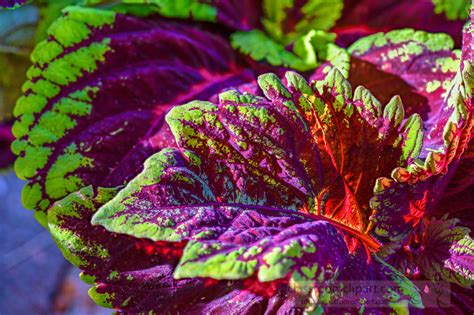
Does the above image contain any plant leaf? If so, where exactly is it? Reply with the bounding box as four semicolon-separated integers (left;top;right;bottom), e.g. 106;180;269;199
93;68;428;253
231;29;345;73
231;29;318;72
0;121;15;168
333;253;423;312
432;0;471;20
416;217;473;287
314;29;464;150
312;28;473;242
50;182;422;312
48;185;240;312
332;0;468;47
444;235;474;286
385;217;474;288
91;150;349;283
348;29;460;137
261;0;343;43
109;0;262;31
365;25;473;242
89;143;423;312
12;6;254;212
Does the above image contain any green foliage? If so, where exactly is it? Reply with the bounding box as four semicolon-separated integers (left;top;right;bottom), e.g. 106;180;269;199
432;0;470;20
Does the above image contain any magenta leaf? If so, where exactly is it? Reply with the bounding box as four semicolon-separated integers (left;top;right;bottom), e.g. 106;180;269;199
112;0;262;31
93;69;429;242
384;216;474;288
347;29;462;142
48;185;239;312
0;121;14;169
83;68;435;311
445;235;474;286
50;182;422;312
318;28;474;243
333;0;468;47
48;168;420;314
8;2;473;313
91;150;349;281
11;6;254;213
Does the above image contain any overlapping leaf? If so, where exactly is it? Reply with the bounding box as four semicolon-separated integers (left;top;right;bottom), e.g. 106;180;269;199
229;0;347;73
82;70;434;311
50;182;422;312
95;69;424;239
48;185;254;312
91;150;351;283
261;0;343;43
348;29;460;129
111;0;262;31
11;6;254;216
352;24;474;305
321;28;474;242
8;0;474;313
333;0;468;47
385;216;474;288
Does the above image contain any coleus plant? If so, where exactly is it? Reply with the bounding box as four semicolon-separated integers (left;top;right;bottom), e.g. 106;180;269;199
7;0;474;313
1;0;470;170
333;0;471;47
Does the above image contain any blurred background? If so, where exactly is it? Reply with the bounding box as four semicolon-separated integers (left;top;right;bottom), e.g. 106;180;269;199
0;171;108;314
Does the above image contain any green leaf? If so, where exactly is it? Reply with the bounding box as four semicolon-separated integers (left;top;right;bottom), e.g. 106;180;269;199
231;30;317;71
113;0;217;21
432;0;470;20
231;29;343;72
261;0;343;43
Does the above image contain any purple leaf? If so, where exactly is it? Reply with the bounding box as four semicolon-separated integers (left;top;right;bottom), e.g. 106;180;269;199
332;0;468;47
49;178;422;313
0;121;14;169
11;6;254;212
115;0;263;31
384;216;474;288
445;235;474;286
348;29;462;146
93;69;429;244
320;27;474;242
48;185;238;312
214;0;263;31
434;143;474;230
85;68;434;311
